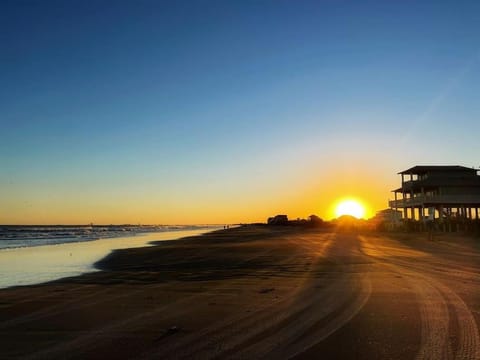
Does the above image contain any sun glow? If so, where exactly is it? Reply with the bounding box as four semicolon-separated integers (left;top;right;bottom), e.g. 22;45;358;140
334;199;366;219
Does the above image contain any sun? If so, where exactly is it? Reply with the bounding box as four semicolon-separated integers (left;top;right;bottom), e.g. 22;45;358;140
334;199;366;219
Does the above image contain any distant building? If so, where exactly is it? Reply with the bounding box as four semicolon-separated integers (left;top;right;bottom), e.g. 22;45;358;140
372;209;402;230
389;165;480;222
375;209;402;222
267;215;289;225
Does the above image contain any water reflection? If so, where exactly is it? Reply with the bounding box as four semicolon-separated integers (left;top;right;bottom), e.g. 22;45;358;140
0;229;215;289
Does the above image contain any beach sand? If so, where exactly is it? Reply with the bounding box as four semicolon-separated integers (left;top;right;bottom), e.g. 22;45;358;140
1;226;479;359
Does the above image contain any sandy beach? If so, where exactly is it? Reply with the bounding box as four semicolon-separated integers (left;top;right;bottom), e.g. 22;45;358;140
1;226;479;359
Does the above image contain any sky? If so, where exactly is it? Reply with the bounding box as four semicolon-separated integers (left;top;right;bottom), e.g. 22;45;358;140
1;0;480;225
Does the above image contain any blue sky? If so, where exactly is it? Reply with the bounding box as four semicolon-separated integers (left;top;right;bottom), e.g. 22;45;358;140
2;0;480;224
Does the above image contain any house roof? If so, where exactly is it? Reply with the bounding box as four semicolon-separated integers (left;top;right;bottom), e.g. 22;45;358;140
398;165;476;175
391;176;480;192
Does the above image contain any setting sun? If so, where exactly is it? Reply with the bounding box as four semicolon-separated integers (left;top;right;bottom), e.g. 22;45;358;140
334;199;366;219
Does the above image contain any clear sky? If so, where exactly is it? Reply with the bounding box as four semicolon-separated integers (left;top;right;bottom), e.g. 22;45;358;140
2;0;480;225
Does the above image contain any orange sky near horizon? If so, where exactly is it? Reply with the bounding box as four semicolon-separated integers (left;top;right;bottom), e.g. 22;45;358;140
2;160;397;225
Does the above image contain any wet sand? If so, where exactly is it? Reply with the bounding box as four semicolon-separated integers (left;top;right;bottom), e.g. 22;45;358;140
0;226;479;359
0;228;216;289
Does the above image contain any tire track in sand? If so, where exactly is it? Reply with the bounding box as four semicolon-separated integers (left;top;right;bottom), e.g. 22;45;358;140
433;279;480;360
230;274;371;360
409;278;452;360
359;235;480;360
139;234;335;359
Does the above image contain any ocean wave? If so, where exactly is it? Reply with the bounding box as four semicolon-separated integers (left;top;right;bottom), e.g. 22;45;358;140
0;225;217;250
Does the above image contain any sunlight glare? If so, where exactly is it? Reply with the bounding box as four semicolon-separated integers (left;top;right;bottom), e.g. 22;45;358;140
334;199;366;219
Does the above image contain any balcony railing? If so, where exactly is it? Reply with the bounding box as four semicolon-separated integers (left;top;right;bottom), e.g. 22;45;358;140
389;194;480;208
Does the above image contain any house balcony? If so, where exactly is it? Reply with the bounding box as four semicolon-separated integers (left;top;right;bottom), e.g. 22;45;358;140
389;194;480;208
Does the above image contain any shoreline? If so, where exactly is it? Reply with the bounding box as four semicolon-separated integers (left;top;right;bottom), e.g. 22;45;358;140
0;227;220;290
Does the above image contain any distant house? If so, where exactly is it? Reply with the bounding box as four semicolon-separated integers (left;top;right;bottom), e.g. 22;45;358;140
374;209;402;222
389;165;480;222
267;215;289;225
372;209;402;229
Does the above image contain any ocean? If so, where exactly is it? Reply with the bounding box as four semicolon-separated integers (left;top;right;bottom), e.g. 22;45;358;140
0;225;220;289
0;224;214;250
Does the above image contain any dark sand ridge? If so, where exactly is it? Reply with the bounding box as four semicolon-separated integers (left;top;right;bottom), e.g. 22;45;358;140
0;226;479;359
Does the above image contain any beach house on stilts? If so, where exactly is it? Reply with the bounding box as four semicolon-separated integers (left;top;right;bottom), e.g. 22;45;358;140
389;165;480;231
